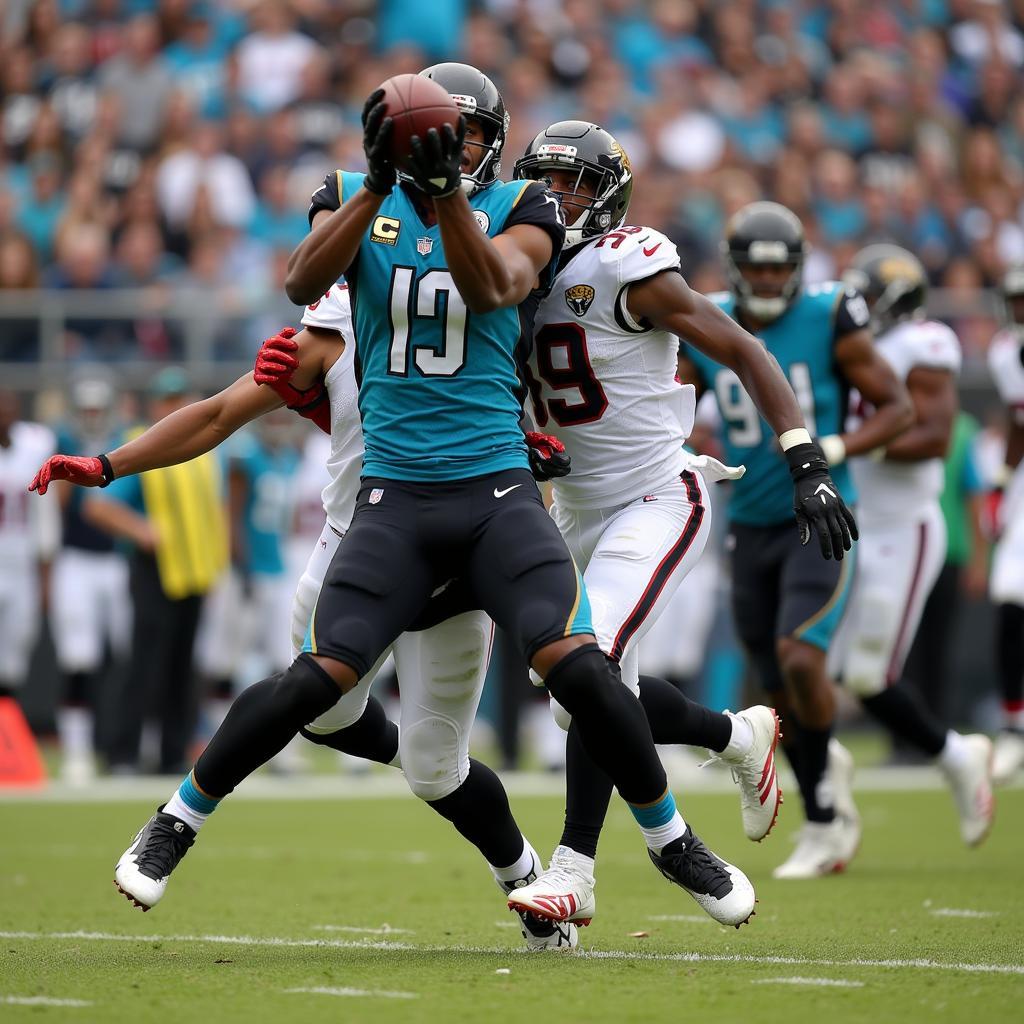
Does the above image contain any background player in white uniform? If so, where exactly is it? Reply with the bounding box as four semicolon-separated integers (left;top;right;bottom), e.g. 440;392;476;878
50;377;131;783
0;391;58;697
986;265;1024;782
500;122;855;925
835;245;993;845
32;285;576;952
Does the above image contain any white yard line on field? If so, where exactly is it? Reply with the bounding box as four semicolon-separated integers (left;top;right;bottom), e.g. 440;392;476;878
1;930;1022;976
2;996;93;1007
752;977;865;988
929;908;1000;919
284;986;418;1000
312;925;415;935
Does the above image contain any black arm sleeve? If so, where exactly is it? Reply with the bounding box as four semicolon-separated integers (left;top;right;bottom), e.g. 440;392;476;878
308;171;341;227
503;182;567;292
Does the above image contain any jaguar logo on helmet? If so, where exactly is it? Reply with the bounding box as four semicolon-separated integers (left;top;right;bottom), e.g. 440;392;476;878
565;283;596;317
610;139;631;173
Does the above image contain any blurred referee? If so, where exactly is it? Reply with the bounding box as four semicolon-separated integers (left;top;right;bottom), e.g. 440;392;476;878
84;368;227;774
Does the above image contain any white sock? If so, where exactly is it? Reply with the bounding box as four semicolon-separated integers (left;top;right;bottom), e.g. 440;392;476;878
57;706;93;759
490;836;540;892
938;730;970;771
642;812;687;855
722;712;754;760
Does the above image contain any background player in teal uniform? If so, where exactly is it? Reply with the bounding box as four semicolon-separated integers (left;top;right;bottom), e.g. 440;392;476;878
682;201;913;880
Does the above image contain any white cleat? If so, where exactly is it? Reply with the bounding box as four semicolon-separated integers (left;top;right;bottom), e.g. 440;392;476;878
992;730;1024;785
114;805;196;911
941;734;995;847
772;816;861;879
711;706;783;842
498;850;579;950
647;826;757;927
506;845;595;926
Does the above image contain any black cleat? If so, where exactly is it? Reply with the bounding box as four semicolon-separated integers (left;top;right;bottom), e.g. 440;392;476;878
114;804;196;911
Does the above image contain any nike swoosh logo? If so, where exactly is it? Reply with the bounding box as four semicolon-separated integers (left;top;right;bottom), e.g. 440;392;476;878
493;484;522;498
643;243;662;257
814;482;836;503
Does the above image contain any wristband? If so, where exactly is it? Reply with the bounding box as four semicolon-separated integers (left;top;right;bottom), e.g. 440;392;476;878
779;428;812;451
819;434;847;466
993;463;1014;489
97;453;115;487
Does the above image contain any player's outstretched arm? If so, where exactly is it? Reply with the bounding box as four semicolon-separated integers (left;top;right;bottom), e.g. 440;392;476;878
882;366;957;462
628;270;805;436
631;270;857;559
833;328;915;459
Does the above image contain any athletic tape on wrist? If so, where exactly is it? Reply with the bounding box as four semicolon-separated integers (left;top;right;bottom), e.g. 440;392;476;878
778;428;812;451
97;453;114;487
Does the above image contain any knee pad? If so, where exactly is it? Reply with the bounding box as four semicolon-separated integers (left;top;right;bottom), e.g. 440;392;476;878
842;642;888;698
399;712;468;802
270;653;343;725
544;643;620;717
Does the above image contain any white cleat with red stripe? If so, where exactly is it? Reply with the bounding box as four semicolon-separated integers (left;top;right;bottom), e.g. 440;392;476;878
709;706;783;842
941;733;995;847
506;845;595;926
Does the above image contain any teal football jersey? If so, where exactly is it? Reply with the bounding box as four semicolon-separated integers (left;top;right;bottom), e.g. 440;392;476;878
686;283;859;526
318;173;563;481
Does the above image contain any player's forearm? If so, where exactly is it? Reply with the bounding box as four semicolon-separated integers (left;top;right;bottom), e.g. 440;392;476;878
840;397;915;458
882;421;950;462
286;191;382;305
1005;415;1024;471
433;192;516;313
82;497;152;548
108;399;235;478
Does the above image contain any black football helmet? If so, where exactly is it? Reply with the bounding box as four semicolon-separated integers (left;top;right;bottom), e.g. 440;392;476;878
722;201;807;322
513;120;633;248
1000;264;1024;327
843;243;927;334
417;62;508;194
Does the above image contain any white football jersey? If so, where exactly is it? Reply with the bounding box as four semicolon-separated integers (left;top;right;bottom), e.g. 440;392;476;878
300;284;363;533
988;326;1024;513
851;318;961;523
528;226;695;510
0;421;58;568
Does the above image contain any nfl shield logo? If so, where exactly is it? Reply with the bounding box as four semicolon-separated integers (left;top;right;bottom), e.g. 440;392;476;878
369;488;384;505
416;237;434;255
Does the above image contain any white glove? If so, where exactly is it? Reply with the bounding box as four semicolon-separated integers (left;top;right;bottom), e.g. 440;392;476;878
687;453;746;483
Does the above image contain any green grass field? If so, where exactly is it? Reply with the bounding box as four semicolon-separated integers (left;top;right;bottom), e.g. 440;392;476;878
1;780;1022;1023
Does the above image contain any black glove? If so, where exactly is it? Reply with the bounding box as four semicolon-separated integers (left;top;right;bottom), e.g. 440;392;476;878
785;441;858;560
525;431;571;481
407;117;467;198
361;89;395;196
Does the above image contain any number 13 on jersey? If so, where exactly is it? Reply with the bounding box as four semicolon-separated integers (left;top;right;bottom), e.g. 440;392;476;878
387;267;467;377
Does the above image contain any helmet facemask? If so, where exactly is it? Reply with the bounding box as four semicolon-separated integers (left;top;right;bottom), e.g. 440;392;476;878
515;145;631;248
725;241;804;323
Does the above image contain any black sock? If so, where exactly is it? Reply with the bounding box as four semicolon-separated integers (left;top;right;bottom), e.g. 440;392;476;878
65;670;94;707
638;674;733;751
195;655;340;797
795;723;834;823
299;696;398;764
861;686;946;758
544;645;666;805
558;722;613;859
997;603;1024;708
428;759;524;869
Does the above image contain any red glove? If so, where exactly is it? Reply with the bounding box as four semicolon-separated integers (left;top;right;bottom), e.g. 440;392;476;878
254;327;331;434
29;454;110;495
981;487;1005;541
525;431;571;481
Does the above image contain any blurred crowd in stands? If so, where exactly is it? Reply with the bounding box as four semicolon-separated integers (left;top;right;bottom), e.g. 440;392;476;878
1;0;1024;364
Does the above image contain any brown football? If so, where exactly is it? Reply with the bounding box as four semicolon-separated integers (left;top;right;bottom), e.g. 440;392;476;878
377;73;461;170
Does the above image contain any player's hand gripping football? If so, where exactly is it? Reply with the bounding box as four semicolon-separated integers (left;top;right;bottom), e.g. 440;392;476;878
254;327;331;434
407;116;467;198
29;454;110;495
785;440;858;560
361;88;396;196
525;431;571;481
